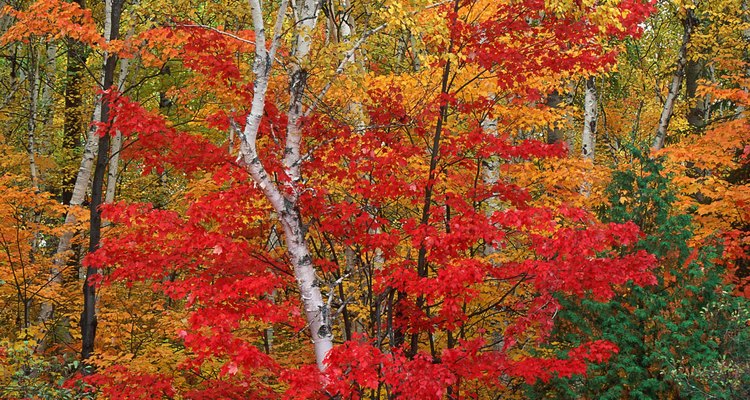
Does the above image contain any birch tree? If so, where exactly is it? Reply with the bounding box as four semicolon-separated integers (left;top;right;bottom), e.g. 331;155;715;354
581;76;598;196
652;7;696;151
236;0;333;371
582;76;597;162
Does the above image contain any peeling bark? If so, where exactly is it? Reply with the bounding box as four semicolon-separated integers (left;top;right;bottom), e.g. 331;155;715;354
652;9;695;151
582;76;597;161
238;0;333;372
105;57;131;204
581;76;598;196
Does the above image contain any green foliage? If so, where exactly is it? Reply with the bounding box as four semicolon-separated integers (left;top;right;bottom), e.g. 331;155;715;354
0;339;95;400
528;148;750;399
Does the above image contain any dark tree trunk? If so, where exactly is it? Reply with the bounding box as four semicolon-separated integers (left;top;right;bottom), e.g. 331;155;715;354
81;0;123;362
62;0;87;206
685;59;705;130
546;90;564;144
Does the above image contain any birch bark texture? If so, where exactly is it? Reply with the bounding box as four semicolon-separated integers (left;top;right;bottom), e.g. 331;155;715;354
652;9;695;151
105;57;131;204
580;76;598;196
26;42;40;191
237;0;333;371
39;0;93;326
582;76;597;161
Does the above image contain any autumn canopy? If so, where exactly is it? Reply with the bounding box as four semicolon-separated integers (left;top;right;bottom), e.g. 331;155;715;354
0;0;747;398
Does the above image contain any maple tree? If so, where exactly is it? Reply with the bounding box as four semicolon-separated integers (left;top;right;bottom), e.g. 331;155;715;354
78;0;659;397
530;150;750;399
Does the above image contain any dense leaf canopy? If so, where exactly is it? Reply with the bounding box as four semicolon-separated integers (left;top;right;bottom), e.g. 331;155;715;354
0;0;747;398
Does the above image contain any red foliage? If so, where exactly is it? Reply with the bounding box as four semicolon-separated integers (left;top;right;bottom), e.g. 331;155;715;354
95;90;233;175
74;366;175;400
81;0;657;397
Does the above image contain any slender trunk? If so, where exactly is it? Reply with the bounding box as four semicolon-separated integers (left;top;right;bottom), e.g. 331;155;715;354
411;56;451;357
39;114;100;327
81;0;123;362
62;16;87;205
105;57;130;204
104;131;120;204
24;40;60;338
546;90;564;145
652;9;695;151
685;59;705;129
27;42;40;191
324;0;352;44
239;0;334;371
739;1;749;117
53;118;99;262
581;76;598;196
581;76;597;161
409;0;459;358
39;42;57;129
40;0;92;327
0;0;12;33
480;111;501;232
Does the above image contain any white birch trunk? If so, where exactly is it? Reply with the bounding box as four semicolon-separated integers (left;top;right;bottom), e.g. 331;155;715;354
105;57;131;204
580;76;597;197
581;76;597;161
281;0;334;371
239;0;333;372
40;42;57;130
105;130;121;204
481;115;500;211
481;114;501;259
38;106;100;323
283;0;320;184
27;43;41;191
38;2;116;322
652;10;694;151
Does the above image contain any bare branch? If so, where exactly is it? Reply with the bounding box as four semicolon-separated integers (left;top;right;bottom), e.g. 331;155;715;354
176;23;256;45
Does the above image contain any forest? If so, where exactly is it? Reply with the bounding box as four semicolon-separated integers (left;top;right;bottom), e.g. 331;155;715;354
0;0;748;398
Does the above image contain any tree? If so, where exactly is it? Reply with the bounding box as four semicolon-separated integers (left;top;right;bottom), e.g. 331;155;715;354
665;79;750;296
75;0;660;397
652;4;697;151
14;0;750;398
529;149;750;399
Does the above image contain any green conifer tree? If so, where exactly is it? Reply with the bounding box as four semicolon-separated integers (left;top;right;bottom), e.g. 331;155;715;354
529;149;750;399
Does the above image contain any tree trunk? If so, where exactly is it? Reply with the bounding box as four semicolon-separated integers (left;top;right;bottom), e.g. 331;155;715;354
39;0;93;328
105;57;130;204
581;76;597;161
739;1;749;117
39;112;100;328
581;76;598;196
81;0;123;362
62;7;87;205
685;59;705;130
546;90;564;145
411;49;452;358
39;41;57;130
652;9;695;151
239;0;334;371
281;0;333;370
27;42;41;192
